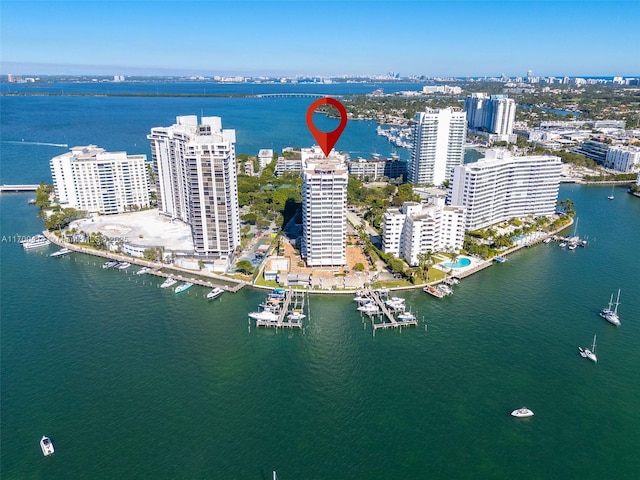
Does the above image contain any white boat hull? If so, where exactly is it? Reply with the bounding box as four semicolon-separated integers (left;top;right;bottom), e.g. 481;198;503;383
40;436;54;456
511;408;534;418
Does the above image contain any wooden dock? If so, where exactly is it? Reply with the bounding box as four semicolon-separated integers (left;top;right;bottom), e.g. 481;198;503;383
254;289;306;329
361;288;418;332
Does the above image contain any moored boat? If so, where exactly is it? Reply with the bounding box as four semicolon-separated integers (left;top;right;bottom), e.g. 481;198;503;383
423;285;444;298
40;435;54;456
206;287;225;300
116;262;131;269
511;408;534;418
160;277;178;288
599;289;621;326
583;335;597;363
50;247;72;257
287;311;306;321
102;259;119;269
174;282;193;293
135;267;150;275
22;234;50;250
248;309;279;322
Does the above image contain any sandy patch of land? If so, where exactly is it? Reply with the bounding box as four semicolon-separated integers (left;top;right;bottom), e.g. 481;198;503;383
71;209;194;251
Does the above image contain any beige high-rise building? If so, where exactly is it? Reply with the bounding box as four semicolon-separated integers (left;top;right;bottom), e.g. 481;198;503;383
148;116;239;263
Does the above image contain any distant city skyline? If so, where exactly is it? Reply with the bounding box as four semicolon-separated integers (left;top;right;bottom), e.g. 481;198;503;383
1;1;638;78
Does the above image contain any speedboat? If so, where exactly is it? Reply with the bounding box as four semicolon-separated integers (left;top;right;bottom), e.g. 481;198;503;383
385;298;406;311
543;237;553;244
357;302;380;315
559;242;568;248
397;311;416;322
22;234;51;249
374;288;390;295
135;267;150;275
174;282;193;293
160;277;178;288
568;243;577;251
117;262;131;269
248;309;279;321
50;247;72;257
511;408;534;418
287;311;306;321
206;287;225;300
353;294;371;304
102;260;119;269
437;284;453;296
423;285;444;298
40;436;54;456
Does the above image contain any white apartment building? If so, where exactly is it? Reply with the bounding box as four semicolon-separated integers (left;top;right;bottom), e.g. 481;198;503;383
464;93;516;136
148;116;240;262
408;108;467;186
258;149;274;170
449;150;562;230
383;199;466;267
604;146;640;172
50;145;149;215
301;154;348;267
274;156;303;177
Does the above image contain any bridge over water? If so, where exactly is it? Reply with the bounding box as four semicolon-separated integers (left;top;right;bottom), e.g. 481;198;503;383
0;184;40;192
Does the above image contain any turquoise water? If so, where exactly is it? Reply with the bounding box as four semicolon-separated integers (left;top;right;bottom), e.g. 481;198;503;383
2;88;640;479
442;257;472;269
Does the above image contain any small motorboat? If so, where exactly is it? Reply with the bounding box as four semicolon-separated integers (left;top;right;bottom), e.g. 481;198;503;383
174;282;193;294
511;408;534;418
207;287;225;300
40;436;54;456
578;347;587;358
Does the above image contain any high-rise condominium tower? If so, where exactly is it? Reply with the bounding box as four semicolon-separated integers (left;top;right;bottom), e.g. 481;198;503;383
464;93;516;136
408;107;467;186
301;153;348;267
148;116;240;262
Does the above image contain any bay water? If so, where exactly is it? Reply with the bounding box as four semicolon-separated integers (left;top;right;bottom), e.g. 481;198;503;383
1;85;639;479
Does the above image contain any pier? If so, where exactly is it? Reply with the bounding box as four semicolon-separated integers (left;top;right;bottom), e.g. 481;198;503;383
360;288;418;332
0;184;40;192
254;289;306;329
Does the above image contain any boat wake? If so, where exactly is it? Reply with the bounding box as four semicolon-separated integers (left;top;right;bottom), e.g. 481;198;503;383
2;140;68;147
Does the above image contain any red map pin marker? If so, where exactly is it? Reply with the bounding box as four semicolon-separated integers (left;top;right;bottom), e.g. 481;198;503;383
305;97;348;157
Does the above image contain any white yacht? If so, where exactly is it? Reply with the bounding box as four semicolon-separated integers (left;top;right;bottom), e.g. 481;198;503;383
174;282;193;293
116;262;131;269
40;435;54;456
50;247;72;257
102;259;119;269
206;287;225;300
353;293;371;304
385;297;406;311
135;267;150;275
248;309;279;322
599;289;621;326
22;234;50;250
511;408;534;418
160;277;178;288
584;335;598;363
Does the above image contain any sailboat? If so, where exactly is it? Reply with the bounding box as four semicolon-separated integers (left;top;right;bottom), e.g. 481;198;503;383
584;335;597;363
599;289;621;326
607;185;615;200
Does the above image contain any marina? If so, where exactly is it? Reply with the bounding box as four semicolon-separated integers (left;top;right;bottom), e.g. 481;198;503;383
250;288;308;329
354;288;419;332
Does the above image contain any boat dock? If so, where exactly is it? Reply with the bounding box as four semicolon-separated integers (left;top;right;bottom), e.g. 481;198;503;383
360;288;418;332
254;289;306;329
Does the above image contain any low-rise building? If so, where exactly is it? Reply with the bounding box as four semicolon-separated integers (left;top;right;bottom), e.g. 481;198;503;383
604;146;640;172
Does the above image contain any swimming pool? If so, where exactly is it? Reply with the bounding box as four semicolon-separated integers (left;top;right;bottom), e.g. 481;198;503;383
441;257;472;269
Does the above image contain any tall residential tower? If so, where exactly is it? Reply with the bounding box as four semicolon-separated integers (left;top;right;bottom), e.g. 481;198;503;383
408;107;466;186
301;152;348;267
148;116;240;263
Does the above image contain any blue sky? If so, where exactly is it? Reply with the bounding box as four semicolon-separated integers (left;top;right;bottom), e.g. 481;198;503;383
1;1;638;77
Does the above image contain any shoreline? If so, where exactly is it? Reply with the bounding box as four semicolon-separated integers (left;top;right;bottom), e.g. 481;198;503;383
43;216;575;295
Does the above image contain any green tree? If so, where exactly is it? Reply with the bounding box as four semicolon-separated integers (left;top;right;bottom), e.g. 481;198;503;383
236;260;254;274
